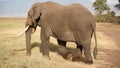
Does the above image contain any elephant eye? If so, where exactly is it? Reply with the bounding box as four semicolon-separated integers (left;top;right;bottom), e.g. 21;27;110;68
28;13;30;16
28;14;32;19
28;13;32;17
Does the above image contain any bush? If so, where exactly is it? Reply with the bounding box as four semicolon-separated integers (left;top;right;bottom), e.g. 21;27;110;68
95;13;120;24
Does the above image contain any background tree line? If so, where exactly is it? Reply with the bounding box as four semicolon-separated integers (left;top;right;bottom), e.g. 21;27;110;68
93;0;120;24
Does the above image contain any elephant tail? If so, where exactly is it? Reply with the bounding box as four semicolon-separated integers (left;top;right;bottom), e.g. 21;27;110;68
92;25;98;59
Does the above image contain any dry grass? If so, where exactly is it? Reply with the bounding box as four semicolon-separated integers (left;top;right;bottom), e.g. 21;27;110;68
0;18;119;68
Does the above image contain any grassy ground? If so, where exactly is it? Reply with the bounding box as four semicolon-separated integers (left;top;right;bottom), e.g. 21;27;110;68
0;18;119;68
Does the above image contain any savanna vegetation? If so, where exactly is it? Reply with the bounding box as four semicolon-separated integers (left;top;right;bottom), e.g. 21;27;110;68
93;0;120;24
0;17;119;68
0;0;120;68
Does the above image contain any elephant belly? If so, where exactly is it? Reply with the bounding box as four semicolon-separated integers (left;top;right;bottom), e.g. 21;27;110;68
52;30;75;42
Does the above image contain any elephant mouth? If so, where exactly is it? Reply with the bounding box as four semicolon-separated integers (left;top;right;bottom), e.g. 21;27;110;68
31;23;37;34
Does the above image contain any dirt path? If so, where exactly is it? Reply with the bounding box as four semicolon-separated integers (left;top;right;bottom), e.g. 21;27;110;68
97;24;120;67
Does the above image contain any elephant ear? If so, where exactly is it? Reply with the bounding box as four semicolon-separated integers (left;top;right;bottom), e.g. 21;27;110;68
28;8;34;16
34;3;43;20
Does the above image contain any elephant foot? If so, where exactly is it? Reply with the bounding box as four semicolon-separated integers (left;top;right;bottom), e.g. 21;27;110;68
72;56;83;62
60;51;72;61
58;46;73;60
27;51;31;56
72;49;82;62
42;50;50;59
64;52;83;62
43;55;51;60
65;52;73;61
83;58;93;64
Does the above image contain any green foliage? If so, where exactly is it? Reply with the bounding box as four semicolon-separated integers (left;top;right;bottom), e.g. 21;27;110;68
93;0;110;14
115;4;120;10
114;0;120;10
93;0;120;24
95;11;120;24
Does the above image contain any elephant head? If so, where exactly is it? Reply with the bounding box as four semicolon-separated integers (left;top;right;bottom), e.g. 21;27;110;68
26;3;43;32
12;3;42;38
13;3;43;37
25;3;45;56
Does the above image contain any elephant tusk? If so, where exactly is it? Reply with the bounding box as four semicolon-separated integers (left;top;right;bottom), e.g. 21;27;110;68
12;25;29;38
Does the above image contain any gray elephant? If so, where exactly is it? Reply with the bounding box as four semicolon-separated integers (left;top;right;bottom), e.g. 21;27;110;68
16;1;97;64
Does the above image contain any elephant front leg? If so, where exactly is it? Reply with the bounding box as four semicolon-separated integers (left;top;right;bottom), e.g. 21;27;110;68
40;29;50;59
77;44;83;55
71;44;83;62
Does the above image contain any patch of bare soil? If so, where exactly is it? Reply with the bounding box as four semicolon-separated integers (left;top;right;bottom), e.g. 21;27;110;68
97;23;120;68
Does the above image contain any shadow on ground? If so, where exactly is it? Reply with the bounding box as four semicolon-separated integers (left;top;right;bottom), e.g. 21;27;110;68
31;42;81;61
13;42;82;62
13;42;63;52
31;42;75;54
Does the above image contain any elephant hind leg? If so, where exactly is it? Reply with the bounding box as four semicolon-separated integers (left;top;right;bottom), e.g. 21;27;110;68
77;44;83;54
83;42;93;64
72;48;83;62
69;44;83;62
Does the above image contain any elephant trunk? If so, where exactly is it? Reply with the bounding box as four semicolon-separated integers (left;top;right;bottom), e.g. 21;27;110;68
25;26;32;56
32;26;37;34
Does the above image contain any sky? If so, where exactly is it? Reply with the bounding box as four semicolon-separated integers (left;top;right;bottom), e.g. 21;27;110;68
0;0;119;17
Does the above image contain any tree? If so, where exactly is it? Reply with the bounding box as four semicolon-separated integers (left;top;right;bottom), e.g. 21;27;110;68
93;0;110;15
115;0;120;10
111;11;115;17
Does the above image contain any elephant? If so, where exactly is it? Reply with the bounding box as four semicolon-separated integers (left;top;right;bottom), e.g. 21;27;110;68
16;1;97;64
58;46;83;62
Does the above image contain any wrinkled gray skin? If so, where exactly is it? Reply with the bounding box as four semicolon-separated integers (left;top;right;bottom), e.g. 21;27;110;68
25;1;97;64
